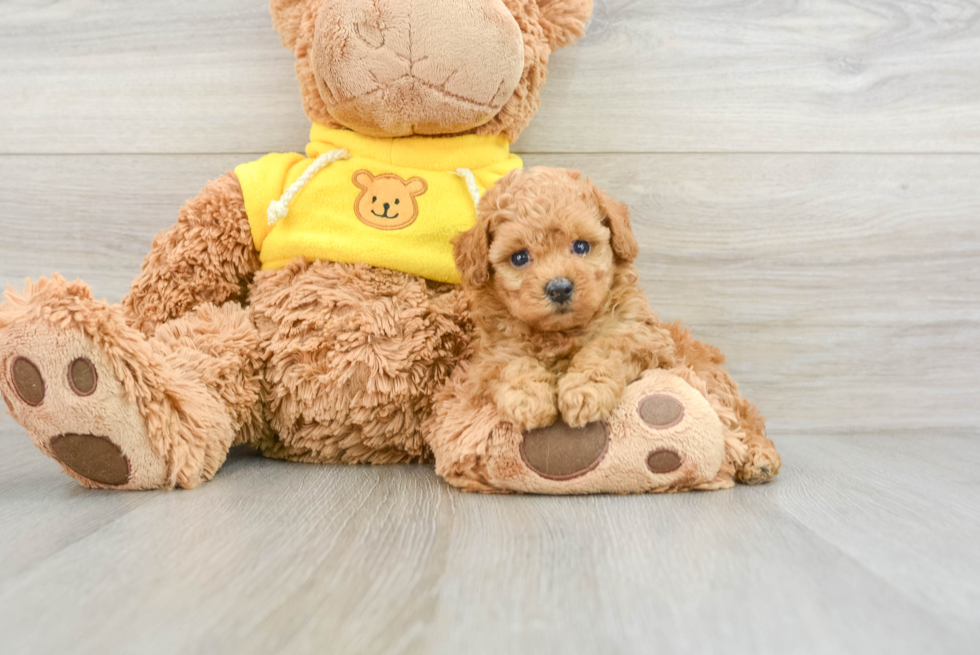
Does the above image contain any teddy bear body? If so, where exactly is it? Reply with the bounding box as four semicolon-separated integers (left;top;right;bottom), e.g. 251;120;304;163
0;0;781;492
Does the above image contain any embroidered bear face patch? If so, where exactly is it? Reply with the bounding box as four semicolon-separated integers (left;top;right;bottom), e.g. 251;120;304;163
352;170;428;230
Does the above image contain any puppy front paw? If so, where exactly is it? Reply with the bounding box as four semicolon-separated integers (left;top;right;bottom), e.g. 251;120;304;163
496;384;558;432
558;372;621;428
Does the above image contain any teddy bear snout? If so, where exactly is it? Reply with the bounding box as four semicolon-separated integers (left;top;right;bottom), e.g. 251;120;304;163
312;0;525;137
353;16;384;49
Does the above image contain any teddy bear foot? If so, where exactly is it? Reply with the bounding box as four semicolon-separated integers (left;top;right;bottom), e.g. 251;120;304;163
0;276;247;490
482;369;730;494
0;318;168;490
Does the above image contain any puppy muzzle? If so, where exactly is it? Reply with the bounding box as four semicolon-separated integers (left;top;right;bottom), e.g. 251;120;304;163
545;278;575;308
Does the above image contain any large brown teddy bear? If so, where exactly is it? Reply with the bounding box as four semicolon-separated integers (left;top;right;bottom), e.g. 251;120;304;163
0;0;780;493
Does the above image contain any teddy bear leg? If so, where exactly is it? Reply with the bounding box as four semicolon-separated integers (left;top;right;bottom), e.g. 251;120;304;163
664;322;781;485
248;260;470;465
429;367;731;494
427;366;504;493
665;366;781;486
0;276;266;490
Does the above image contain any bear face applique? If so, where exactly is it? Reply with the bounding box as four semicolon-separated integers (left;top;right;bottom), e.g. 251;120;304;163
353;170;428;230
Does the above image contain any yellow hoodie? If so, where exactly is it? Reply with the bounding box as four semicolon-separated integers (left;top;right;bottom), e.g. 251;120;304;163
235;124;523;284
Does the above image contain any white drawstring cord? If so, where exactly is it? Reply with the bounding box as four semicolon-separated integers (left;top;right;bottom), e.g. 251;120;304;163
267;148;350;225
454;168;482;209
267;153;482;226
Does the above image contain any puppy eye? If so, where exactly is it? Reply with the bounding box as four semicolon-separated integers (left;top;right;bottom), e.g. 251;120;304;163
395;199;400;205
572;240;591;256
372;196;377;203
510;250;531;267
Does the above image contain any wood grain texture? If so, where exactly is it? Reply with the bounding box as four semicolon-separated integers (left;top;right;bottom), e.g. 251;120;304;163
2;0;980;154
1;153;977;436
0;430;976;655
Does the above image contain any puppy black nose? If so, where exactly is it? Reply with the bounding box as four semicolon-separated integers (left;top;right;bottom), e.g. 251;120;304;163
545;278;574;304
383;202;390;212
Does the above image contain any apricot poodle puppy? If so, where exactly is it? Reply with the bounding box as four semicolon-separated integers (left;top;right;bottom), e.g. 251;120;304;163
453;166;678;432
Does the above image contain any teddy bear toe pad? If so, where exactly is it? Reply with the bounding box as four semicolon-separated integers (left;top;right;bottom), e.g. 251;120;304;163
10;356;46;406
484;369;728;494
638;394;685;429
646;449;683;474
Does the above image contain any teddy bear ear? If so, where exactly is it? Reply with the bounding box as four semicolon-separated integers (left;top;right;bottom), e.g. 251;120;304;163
406;178;429;197
536;0;594;51
270;0;309;51
353;170;374;189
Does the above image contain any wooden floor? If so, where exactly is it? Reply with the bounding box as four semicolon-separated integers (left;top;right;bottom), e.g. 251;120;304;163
0;432;978;654
1;0;978;652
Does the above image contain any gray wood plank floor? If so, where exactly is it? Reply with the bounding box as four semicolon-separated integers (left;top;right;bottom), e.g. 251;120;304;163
0;430;977;655
3;0;980;154
1;0;978;652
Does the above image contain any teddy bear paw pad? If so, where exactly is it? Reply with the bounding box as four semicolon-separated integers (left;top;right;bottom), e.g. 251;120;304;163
520;420;610;480
49;433;130;486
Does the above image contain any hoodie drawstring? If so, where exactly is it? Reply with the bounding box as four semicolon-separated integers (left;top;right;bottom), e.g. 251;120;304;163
267;151;483;226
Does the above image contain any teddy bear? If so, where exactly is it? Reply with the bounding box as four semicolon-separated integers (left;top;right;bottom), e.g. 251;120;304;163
0;0;593;490
0;0;781;493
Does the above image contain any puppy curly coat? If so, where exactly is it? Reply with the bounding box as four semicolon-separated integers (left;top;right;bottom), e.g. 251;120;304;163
452;167;780;485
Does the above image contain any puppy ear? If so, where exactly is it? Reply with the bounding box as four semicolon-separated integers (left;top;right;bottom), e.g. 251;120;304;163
596;188;639;264
536;0;594;51
453;221;492;289
454;167;523;287
270;0;309;51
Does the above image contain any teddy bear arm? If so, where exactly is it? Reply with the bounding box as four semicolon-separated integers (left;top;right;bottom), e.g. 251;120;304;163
122;172;261;335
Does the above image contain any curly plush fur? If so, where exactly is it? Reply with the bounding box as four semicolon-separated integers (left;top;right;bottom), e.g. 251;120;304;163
0;0;779;492
453;167;675;430
0;0;599;491
441;168;781;489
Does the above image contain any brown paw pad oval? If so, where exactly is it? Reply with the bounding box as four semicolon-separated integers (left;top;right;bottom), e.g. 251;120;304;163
50;434;130;486
68;358;98;396
638;394;685;429
10;357;45;406
647;449;683;474
520;420;609;481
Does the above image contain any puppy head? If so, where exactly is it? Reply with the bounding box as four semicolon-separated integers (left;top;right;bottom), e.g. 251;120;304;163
454;167;638;332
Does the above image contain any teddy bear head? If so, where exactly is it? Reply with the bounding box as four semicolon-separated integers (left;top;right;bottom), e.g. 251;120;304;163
270;0;593;141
